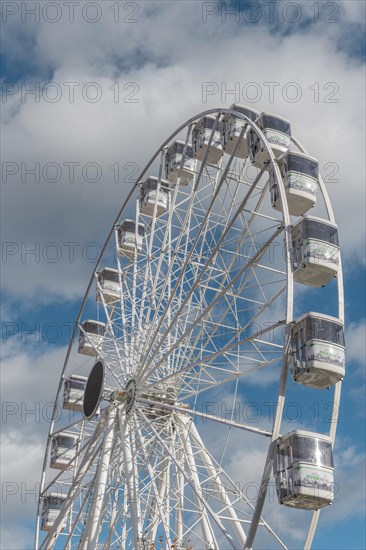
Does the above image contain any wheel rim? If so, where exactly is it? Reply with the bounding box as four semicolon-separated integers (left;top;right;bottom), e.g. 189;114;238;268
36;109;342;550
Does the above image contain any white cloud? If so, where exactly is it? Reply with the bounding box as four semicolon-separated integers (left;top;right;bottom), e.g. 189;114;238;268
1;335;95;432
345;319;366;367
0;526;35;550
322;437;366;527
344;319;366;402
2;3;365;303
1;340;69;545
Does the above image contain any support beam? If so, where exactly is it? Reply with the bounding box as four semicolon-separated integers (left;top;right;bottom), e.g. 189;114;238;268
119;410;143;549
81;407;117;548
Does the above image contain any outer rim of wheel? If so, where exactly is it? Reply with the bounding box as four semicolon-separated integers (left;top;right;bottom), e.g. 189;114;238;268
35;108;342;550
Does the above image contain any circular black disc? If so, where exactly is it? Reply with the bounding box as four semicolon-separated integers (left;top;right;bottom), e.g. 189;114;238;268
83;361;104;419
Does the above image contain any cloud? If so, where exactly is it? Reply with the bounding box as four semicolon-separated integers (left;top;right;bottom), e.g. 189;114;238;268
1;2;365;304
345;319;366;367
0;526;35;550
1;338;67;438
344;319;366;402
1;340;69;545
328;441;366;524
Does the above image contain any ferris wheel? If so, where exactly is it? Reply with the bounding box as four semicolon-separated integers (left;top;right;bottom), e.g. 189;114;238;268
35;106;345;550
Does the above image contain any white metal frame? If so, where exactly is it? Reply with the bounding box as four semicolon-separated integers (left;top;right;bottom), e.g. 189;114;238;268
35;108;343;550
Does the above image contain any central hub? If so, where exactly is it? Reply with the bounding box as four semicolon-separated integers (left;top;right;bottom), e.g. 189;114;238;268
125;379;137;413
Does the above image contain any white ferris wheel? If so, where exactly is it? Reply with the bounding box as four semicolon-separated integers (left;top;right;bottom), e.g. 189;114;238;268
35;106;345;550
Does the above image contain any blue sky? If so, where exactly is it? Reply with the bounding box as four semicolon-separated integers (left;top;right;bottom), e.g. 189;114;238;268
1;1;365;548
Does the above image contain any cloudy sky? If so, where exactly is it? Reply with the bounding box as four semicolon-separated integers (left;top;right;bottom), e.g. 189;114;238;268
1;1;365;548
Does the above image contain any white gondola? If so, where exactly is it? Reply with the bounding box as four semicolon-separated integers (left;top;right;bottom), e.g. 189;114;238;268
221;104;259;158
165;140;196;185
248;112;291;168
274;430;334;510
270;152;319;216
97;268;120;304
78;320;105;357
139;177;170;217
117;220;145;258
50;432;79;469
63;374;87;411
41;493;67;531
289;312;345;388
192;115;224;164
291;216;340;287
